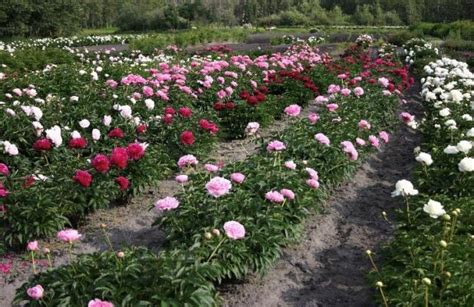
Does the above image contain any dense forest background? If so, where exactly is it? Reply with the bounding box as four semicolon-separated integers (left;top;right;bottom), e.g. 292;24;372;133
1;0;473;37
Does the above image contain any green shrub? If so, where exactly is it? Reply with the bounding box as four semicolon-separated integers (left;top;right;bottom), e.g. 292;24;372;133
0;48;75;71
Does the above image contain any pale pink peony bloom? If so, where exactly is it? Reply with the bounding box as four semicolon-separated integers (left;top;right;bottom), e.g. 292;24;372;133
267;140;286;152
175;175;189;183
230;173;245;184
340;88;351;96
399;112;415;123
353;87;364;97
280;189;295;200
223;221;245;240
307;112;319;124
368;135;380;148
305;167;319;180
155;196;179;211
265;191;285;203
328;84;341;94
284;104;301;117
306;179;320;189
358;120;371;130
27;285;44;300
379;131;390;143
341;141;359;160
315;95;328;104
177;155;199;168
206;177;232;198
315;133;330;146
245;122;260;136
88;298;114;307
356;138;366;146
327;103;339;112
57;229;82;243
27;240;39;251
378;77;390;88
204;163;219;173
284;160;297;170
383;90;392;96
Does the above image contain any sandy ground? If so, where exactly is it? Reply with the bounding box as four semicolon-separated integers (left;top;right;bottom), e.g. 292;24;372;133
221;86;423;307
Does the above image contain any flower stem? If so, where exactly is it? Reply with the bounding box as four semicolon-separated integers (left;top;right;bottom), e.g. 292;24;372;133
101;228;114;251
206;237;226;262
405;197;411;225
379;287;389;307
30;251;37;274
424;286;429;307
367;253;380;273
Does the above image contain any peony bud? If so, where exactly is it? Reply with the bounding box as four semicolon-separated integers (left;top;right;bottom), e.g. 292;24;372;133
422;278;431;286
439;240;448;248
442;214;451;221
204;232;212;240
212;229;221;236
375;281;384;288
116;251;125;258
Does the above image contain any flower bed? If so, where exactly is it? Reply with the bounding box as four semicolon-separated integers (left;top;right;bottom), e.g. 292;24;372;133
13;44;411;305
371;57;473;306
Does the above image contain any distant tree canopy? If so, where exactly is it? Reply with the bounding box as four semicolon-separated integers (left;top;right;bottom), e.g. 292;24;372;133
1;0;473;37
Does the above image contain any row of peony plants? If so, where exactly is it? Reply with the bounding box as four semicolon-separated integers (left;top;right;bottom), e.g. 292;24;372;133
370;55;473;306
14;43;411;306
0;44;321;246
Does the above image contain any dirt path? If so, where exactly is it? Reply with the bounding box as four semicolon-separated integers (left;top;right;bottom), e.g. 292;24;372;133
221;87;423;307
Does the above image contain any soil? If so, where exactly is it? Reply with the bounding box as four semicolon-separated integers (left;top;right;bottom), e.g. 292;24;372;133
221;86;423;307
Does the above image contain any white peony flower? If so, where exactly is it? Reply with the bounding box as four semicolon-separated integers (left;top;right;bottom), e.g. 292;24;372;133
103;115;112;126
439;108;451;117
70;130;81;139
2;141;19;156
458;157;474;172
443;145;459;154
32;121;44;136
391;179;419;197
45;125;62;147
79;119;90;128
462;114;473;121
456;140;472;154
145;99;155;110
416;152;433;166
467;128;474;137
70;96;79;102
423;200;446;219
119;105;132;119
92;129;101;141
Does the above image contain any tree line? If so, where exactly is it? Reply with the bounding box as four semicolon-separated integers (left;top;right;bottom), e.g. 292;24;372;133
1;0;473;38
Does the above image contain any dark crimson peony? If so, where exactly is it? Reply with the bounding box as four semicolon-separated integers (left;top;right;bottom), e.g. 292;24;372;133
115;176;130;190
33;138;52;151
213;102;225;111
73;170;92;187
225;102;235;110
136;124;147;134
108;128;125;138
246;96;258;106
110;147;128;169
127;143;145;160
68;137;88;149
91;154;110;173
180;131;195;146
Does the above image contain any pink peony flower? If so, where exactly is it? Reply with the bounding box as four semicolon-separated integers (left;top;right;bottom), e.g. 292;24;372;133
305;167;319;180
328;84;341;94
354;87;364;97
315;95;328;104
27;241;39;251
356;138;366;146
340;141;359;160
206;177;232;198
399;112;415;123
245;122;260;135
379;131;390;143
27;284;44;300
155;196;179;211
57;229;82;243
265;191;285;203
88;298;114;307
0;163;9;176
306;179;320;189
284;104;301;117
340;88;351;96
358;120;371;130
204;163;219;173
327;103;339;112
284;160;297;170
280;189;295;200
378;77;389;88
230;173;245;184
267;140;286;152
368;135;380;148
307;112;319;124
175;175;189;183
315;133;330;146
177;154;198;168
223;221;245;240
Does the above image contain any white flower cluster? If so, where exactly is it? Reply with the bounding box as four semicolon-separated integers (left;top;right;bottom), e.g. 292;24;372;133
355;34;374;45
402;38;439;65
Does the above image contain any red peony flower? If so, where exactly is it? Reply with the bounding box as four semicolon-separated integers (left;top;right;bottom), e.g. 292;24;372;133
258;86;269;94
239;91;250;99
256;93;266;102
213;102;225;111
115;176;130;190
33;138;52;151
164;106;176;115
180;131;195;146
68;137;88;149
91;154;110;173
178;107;192;118
110;147;128;169
127;143;145;160
199;119;219;134
225;102;235;110
108;128;125;138
162;114;173;125
246;96;258;106
136;124;147;134
73;170;92;187
23;176;35;189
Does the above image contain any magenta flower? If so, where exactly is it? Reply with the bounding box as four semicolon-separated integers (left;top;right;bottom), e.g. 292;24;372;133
354;87;364;97
27;240;39;252
230;173;245;184
265;191;285;203
358;120;371;130
327;84;341;94
204;163;219;173
280;189;295;200
379;131;389;143
175;175;189;184
327;103;339;112
27;284;44;300
267;140;286;152
284;104;302;117
223;221;245;240
305;167;319;180
341;141;359;160
155;196;179;211
0;163;9;176
306;179;320;189
399;112;415;123
315;133;330;146
57;229;82;243
307;112;319;124
88;298;114;307
368;135;380;148
206;177;232;198
177;154;198;168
